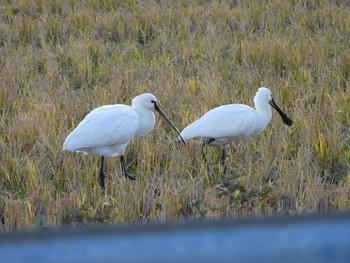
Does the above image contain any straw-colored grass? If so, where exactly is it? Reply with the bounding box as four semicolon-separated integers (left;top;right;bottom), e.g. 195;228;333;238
1;0;350;230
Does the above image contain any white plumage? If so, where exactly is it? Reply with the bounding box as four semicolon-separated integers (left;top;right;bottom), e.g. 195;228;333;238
64;105;139;156
180;87;293;170
64;93;185;188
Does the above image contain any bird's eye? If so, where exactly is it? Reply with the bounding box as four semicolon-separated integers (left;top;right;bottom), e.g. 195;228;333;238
151;100;156;104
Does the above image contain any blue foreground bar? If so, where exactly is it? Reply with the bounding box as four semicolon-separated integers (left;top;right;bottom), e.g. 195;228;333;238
1;212;350;263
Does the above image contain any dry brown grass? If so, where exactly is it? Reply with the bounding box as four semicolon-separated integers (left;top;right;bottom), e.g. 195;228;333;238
0;0;350;231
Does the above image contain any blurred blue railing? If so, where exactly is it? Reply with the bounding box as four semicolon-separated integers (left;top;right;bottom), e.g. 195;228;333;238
1;212;350;263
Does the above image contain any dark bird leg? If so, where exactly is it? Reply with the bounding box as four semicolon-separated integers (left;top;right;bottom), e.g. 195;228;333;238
201;144;211;175
202;138;215;173
120;155;136;180
201;142;210;167
99;156;105;190
220;147;227;174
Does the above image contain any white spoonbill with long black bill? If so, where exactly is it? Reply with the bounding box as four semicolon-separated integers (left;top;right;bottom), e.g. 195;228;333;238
179;87;292;172
63;93;186;189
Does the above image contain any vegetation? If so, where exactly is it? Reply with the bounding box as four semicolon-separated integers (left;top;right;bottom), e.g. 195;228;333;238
0;0;350;231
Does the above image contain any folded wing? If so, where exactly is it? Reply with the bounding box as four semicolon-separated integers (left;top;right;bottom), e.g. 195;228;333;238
180;104;257;141
63;105;140;152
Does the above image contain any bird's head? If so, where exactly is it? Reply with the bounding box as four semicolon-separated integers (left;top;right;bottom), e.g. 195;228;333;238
132;93;186;145
255;87;273;103
131;93;158;110
255;87;293;126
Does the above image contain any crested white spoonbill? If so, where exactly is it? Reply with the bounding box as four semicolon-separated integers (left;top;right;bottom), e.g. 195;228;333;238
64;93;186;189
179;87;292;171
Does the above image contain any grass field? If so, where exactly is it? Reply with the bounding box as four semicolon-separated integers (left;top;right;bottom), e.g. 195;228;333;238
0;0;350;231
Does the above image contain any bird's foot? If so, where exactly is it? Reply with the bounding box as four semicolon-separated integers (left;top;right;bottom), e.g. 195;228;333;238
124;172;136;181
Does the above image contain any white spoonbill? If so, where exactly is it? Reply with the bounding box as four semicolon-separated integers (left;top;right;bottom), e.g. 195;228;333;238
179;87;292;171
64;93;186;189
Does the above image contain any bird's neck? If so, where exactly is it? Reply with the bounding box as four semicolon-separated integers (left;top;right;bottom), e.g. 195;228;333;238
254;102;273;133
133;107;156;138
